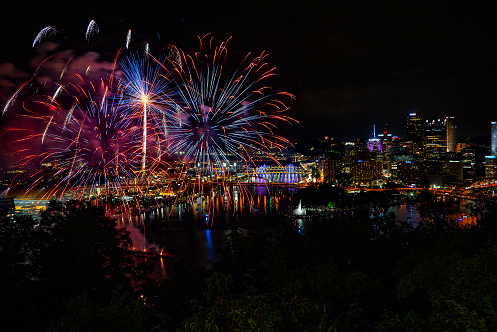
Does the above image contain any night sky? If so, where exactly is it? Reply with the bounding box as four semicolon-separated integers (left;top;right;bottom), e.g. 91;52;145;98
1;0;496;142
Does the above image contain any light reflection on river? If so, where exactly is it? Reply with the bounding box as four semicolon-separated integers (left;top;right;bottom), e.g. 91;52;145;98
387;199;477;228
118;188;479;281
118;185;299;281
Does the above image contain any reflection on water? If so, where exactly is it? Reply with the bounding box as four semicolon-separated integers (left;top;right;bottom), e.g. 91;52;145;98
388;204;421;227
205;230;215;262
120;185;299;281
388;199;477;228
118;188;480;281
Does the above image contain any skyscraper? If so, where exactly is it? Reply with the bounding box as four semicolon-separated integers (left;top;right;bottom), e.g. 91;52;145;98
406;113;422;141
446;116;456;152
367;125;382;153
492;121;497;155
425;118;446;159
406;112;422;154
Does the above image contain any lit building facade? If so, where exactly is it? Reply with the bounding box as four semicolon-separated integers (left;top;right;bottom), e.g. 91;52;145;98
390;160;419;184
492;122;497;156
446;116;456;152
377;131;393;174
405;112;423;154
425;119;446;159
485;156;497;179
322;158;335;183
351;161;383;185
460;146;487;181
367;125;383;153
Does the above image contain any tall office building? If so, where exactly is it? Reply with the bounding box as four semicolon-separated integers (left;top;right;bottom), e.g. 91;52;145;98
425;118;447;159
492;121;497;155
406;112;422;141
446;116;456;152
406;112;423;154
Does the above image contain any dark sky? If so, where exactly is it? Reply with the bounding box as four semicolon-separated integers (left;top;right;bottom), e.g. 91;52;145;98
1;0;496;142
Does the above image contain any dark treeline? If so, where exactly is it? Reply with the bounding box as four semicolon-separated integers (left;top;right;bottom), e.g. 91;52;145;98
288;185;392;209
2;193;497;331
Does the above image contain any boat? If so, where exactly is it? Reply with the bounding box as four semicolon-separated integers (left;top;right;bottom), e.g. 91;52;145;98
158;251;176;258
125;248;159;258
124;217;176;258
124;247;176;258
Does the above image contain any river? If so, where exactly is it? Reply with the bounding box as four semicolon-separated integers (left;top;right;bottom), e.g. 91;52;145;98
119;187;479;281
119;185;300;280
386;198;477;228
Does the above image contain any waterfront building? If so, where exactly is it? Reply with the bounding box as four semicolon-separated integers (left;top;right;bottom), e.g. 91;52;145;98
426;174;454;189
446;117;456;152
422;160;444;176
351;146;383;186
390;160;419;185
485;156;497;179
322;158;335;183
446;160;463;181
460;146;488;181
351;159;383;185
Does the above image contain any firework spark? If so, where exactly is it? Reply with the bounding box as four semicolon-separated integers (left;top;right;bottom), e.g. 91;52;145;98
85;20;100;42
2;80;31;115
126;29;132;49
116;53;177;170
32;26;59;47
164;44;182;70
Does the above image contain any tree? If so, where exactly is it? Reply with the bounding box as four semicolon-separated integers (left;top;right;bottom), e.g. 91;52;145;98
179;272;334;332
35;200;153;299
395;246;497;331
415;190;458;231
0;213;43;328
0;200;154;331
336;172;352;186
48;286;168;332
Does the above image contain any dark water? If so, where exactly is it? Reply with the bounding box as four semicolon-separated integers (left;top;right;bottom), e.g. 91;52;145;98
118;185;304;280
117;186;478;281
387;199;477;228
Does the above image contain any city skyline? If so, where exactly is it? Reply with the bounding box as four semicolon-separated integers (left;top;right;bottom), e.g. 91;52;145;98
1;1;497;141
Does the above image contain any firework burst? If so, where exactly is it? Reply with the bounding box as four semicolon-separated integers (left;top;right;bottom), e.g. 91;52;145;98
166;37;297;177
2;25;297;216
115;52;178;171
9;77;137;202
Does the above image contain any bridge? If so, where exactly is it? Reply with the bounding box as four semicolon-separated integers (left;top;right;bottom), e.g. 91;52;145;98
359;185;497;202
243;164;309;185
